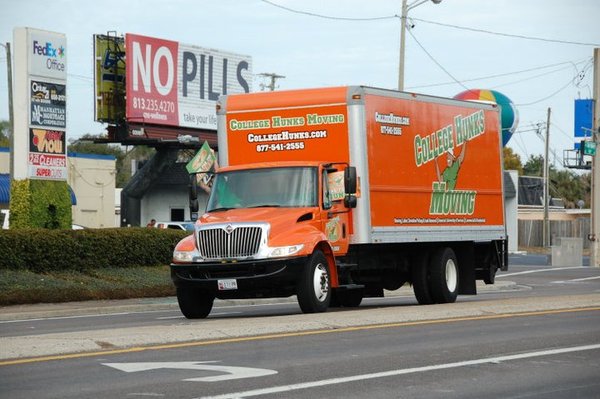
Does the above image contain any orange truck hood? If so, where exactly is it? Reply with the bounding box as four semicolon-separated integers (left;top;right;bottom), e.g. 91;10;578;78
199;207;321;246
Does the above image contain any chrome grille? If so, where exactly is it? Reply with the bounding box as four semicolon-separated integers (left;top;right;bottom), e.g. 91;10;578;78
197;226;263;259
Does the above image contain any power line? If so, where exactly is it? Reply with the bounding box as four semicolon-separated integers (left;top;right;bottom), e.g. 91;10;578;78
261;0;396;21
408;59;589;90
261;0;600;46
411;17;600;47
406;29;471;92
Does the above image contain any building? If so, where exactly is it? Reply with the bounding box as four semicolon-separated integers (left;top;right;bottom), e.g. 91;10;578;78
0;147;116;228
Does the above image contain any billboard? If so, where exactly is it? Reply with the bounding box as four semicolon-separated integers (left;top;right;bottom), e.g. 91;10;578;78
125;33;252;131
94;34;126;123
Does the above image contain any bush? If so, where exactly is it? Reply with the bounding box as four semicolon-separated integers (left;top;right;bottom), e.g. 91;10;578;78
0;228;189;273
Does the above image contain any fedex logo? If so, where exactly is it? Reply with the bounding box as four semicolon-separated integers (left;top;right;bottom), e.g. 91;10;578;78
32;41;65;58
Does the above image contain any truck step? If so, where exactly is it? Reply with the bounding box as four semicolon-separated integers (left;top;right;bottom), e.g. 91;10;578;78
336;284;365;291
336;262;358;270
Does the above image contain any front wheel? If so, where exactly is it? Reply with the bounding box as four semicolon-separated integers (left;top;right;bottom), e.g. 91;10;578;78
297;250;331;313
176;287;215;319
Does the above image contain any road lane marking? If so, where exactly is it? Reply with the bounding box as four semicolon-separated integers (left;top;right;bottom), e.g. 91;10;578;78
498;266;589;278
103;361;277;382
552;276;600;284
198;344;600;399
1;306;599;367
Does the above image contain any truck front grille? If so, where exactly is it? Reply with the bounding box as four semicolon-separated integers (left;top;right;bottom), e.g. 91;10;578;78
197;226;263;259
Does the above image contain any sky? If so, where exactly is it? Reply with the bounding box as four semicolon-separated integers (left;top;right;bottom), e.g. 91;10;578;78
1;0;599;169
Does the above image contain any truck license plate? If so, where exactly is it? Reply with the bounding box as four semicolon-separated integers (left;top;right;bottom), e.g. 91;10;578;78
218;279;238;290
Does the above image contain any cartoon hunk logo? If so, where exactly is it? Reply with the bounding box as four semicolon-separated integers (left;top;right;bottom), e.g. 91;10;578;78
411;110;486;216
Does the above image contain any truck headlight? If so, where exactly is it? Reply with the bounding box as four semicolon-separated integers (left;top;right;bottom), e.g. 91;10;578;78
173;250;195;263
268;244;304;258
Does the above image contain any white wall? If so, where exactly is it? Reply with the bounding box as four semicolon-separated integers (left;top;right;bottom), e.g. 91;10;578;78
506;170;519;253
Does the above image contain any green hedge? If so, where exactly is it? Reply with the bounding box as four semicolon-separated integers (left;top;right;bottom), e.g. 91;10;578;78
0;228;189;273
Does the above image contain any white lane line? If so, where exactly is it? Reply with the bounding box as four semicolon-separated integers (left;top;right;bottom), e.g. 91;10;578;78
197;344;600;399
552;276;600;284
0;312;133;324
498;266;588;278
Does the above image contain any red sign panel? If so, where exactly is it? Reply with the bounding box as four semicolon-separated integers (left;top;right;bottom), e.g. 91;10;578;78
125;33;179;126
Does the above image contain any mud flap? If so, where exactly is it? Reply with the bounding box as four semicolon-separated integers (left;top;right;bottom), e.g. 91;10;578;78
456;243;476;295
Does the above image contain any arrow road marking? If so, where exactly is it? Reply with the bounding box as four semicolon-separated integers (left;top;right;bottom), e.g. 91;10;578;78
102;361;277;382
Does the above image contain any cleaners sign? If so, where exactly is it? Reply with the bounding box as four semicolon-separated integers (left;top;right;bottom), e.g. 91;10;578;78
125;33;252;130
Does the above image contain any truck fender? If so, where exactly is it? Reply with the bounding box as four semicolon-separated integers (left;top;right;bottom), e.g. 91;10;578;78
306;238;339;288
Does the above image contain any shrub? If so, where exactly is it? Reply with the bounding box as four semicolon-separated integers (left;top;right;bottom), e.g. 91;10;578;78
0;228;189;273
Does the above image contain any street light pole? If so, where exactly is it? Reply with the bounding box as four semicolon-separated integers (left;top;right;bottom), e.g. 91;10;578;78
398;0;442;91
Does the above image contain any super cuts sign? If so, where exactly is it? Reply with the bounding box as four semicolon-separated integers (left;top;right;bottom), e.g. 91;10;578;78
125;33;252;130
28;128;67;180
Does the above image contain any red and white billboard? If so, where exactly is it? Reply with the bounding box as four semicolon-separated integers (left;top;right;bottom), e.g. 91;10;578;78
125;33;252;131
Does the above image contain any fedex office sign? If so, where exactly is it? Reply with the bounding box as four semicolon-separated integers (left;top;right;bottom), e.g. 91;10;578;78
126;33;252;130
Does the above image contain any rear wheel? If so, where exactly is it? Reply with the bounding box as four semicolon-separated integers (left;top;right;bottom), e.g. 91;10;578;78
412;253;434;305
297;250;331;313
176;287;215;319
429;247;459;304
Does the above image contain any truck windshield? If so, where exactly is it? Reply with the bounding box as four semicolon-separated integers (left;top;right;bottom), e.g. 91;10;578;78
206;167;317;211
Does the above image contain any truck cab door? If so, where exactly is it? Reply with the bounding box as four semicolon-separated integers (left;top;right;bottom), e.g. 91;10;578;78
321;168;350;256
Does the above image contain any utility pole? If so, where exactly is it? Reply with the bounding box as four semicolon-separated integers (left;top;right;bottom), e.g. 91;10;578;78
259;73;285;92
591;48;600;267
543;107;551;248
1;42;14;179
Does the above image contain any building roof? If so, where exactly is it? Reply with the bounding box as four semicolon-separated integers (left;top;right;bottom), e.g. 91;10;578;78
0;173;77;205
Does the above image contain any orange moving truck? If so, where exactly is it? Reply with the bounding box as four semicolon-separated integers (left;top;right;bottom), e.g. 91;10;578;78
171;86;508;318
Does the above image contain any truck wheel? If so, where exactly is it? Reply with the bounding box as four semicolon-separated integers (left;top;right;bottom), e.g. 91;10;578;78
412;253;434;305
429;247;459;304
176;287;214;319
337;289;364;307
483;256;498;285
297;250;331;313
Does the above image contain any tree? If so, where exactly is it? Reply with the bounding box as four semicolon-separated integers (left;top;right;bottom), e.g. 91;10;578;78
503;146;523;175
522;154;554;177
550;170;591;208
68;135;154;188
0;120;10;147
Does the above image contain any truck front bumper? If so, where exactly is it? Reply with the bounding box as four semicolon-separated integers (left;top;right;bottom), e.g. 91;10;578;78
170;256;309;299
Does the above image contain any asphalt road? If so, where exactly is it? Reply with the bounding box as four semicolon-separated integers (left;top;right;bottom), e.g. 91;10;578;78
0;254;599;398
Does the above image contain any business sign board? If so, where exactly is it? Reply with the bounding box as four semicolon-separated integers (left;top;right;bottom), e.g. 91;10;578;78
125;33;252;131
30;80;66;128
94;34;126;123
12;27;68;181
28;128;67;179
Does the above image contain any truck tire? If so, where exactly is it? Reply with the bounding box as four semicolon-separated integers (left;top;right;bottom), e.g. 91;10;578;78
412;253;435;305
297;250;331;313
176;287;215;319
429;247;459;304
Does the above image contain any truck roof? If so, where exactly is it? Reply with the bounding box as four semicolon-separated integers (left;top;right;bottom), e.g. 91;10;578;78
217;161;324;173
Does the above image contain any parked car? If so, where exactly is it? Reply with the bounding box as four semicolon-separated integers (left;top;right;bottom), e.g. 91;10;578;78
155;221;195;231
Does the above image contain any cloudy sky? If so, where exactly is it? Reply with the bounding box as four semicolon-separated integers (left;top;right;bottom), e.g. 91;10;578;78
1;0;599;167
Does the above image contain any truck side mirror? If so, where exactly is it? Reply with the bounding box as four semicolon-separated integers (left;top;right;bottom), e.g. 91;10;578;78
189;198;199;213
189;174;198;201
344;167;357;195
344;195;357;208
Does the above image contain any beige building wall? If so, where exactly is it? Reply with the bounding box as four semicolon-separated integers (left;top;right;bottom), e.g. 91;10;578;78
0;147;116;228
